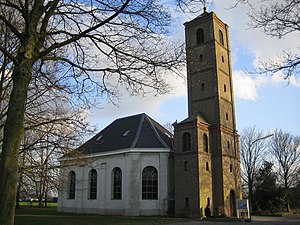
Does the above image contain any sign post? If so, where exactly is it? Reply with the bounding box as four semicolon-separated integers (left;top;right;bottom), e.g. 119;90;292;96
236;199;250;221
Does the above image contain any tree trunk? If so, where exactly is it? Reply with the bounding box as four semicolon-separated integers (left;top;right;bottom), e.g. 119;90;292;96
248;176;254;211
16;184;21;209
0;60;32;225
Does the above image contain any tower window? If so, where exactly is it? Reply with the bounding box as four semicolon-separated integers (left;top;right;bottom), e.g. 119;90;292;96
227;140;231;151
185;197;189;208
203;133;208;152
230;164;233;173
206;162;209;171
184;161;188;171
199;54;203;62
201;83;205;91
196;28;204;44
224;84;227;92
219;30;224;45
182;132;191;152
222;55;225;63
226;113;229;121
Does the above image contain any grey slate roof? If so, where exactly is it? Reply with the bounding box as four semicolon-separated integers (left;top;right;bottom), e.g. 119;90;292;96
73;113;173;155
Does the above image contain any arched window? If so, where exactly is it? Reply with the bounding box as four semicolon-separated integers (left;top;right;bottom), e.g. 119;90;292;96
185;197;189;208
203;133;208;152
219;30;224;45
68;171;76;199
112;167;122;199
196;28;204;44
201;83;205;91
182;132;191;152
227;140;231;152
199;54;203;62
142;166;158;200
89;169;97;199
206;162;209;171
184;161;188;171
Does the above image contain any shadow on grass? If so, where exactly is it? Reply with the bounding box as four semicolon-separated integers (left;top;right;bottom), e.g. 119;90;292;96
15;207;191;225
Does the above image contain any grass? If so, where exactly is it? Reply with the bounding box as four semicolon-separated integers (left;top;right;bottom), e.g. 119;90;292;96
15;207;192;225
19;201;57;208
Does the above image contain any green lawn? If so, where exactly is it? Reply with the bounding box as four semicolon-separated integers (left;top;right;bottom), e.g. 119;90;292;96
19;201;57;208
15;207;192;225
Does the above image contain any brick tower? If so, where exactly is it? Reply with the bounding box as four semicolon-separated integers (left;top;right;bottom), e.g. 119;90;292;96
173;10;241;218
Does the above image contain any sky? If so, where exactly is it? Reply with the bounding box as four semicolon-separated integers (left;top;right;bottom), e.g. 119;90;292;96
89;0;300;136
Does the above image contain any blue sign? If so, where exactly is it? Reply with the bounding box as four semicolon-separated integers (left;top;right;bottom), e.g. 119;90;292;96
237;199;248;210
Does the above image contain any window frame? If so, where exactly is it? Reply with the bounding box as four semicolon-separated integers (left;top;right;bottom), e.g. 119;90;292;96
219;30;224;45
89;169;97;199
182;132;192;152
142;166;158;200
68;171;76;199
112;167;122;200
201;83;205;91
206;162;209;171
203;133;209;153
196;28;204;44
184;161;188;171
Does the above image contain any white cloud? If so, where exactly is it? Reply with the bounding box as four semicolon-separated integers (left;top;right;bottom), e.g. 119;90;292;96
233;70;300;101
214;0;299;70
289;76;300;88
233;71;260;100
88;0;300;129
89;72;187;128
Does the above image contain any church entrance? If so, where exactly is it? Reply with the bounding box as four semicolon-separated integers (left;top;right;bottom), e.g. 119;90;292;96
229;190;237;217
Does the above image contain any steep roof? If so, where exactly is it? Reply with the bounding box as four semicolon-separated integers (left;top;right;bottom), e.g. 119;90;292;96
73;113;173;155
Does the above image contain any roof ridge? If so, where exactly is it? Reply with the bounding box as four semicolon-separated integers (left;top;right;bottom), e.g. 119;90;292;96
130;114;145;148
115;113;145;121
144;115;170;148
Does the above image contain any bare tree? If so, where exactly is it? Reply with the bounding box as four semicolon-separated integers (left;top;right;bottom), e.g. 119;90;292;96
239;126;271;211
19;106;93;208
234;0;300;78
163;122;174;134
175;0;214;13
269;129;300;212
1;39;95;208
0;1;207;224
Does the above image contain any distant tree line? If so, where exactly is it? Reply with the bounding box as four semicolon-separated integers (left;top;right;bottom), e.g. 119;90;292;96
240;127;300;213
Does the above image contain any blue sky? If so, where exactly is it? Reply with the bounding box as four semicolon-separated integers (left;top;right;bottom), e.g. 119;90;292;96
89;0;300;136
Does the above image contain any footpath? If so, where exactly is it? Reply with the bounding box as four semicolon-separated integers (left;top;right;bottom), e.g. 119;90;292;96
165;214;300;225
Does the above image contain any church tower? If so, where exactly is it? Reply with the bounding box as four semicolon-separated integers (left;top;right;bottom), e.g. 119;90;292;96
173;10;241;217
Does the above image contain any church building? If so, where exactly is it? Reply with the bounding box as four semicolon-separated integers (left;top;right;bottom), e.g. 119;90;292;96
57;10;241;218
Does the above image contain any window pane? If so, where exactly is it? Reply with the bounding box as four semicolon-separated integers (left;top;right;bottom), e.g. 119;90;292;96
219;30;224;45
142;166;158;200
68;171;76;199
89;169;97;199
197;28;204;44
113;167;122;200
183;133;191;152
203;134;208;152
